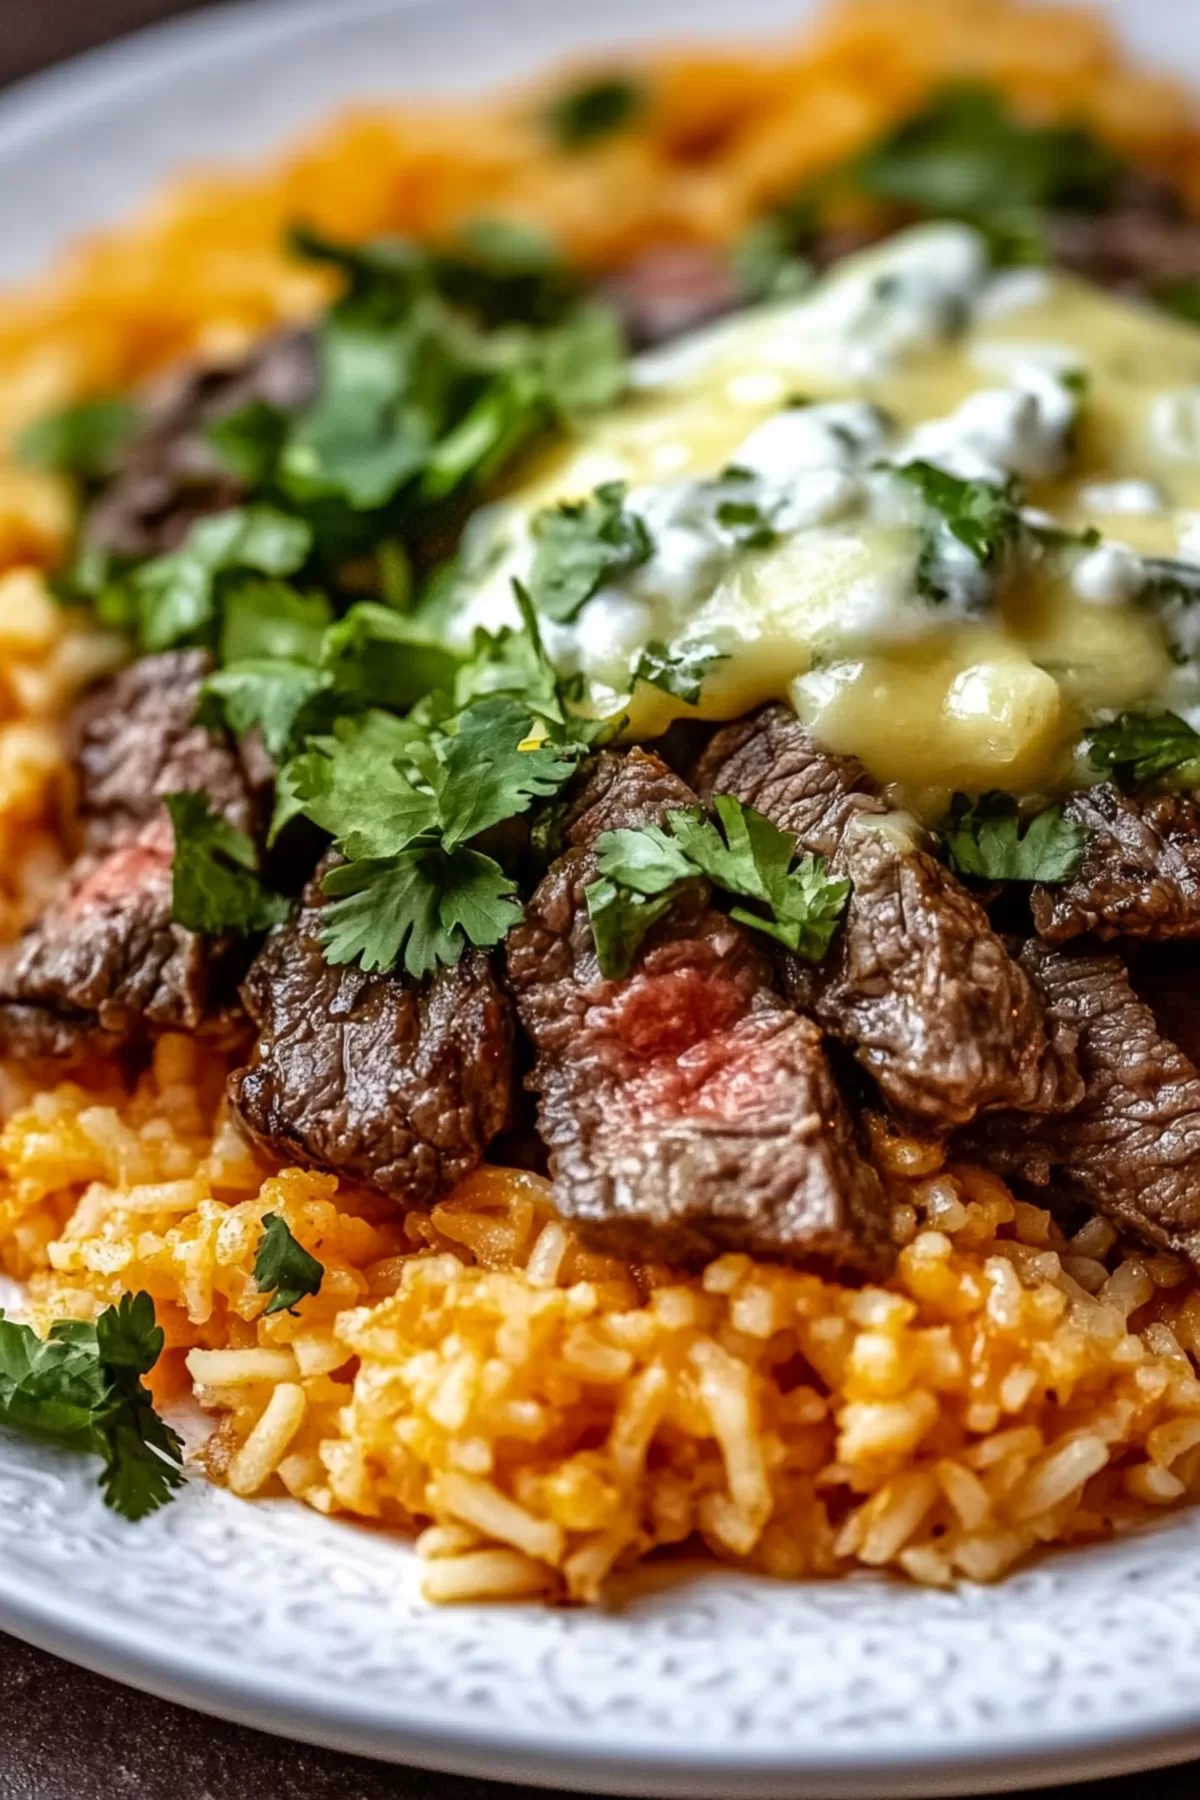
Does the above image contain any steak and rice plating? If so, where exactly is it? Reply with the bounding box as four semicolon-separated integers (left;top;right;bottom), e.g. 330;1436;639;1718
9;0;1200;1605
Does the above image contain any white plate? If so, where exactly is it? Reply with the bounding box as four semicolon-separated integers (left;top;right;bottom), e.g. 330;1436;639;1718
4;1;1200;1793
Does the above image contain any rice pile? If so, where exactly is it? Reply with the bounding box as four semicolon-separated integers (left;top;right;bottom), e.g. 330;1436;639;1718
3;1045;1200;1602
2;0;1200;1601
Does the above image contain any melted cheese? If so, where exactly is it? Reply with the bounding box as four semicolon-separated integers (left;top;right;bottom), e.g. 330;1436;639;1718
448;223;1200;810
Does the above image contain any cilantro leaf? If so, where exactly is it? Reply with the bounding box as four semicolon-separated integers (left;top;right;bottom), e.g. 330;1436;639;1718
206;399;289;486
1086;711;1200;788
0;1291;184;1522
731;217;815;303
1156;279;1200;325
546;75;644;149
253;1214;324;1316
165;792;289;936
129;507;313;652
17;397;138;482
631;640;726;705
219;578;332;665
197;659;337;760
319;844;522;979
419;697;578;846
855;86;1126;255
715;498;777;549
591;794;851;971
319;602;461;711
893;461;1020;570
291;714;435;860
943;792;1089;882
583;877;679;980
527;481;653;623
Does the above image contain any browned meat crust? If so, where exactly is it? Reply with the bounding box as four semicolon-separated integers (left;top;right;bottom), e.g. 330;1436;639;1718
230;872;513;1206
505;748;892;1275
0;652;258;1072
962;940;1200;1268
695;707;1080;1129
1032;784;1200;944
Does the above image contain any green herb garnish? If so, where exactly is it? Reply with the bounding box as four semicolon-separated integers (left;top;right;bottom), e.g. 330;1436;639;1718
164;792;289;937
943;792;1088;882
631;640;726;705
527;480;653;622
0;1292;184;1521
16;397;139;483
546;75;644;150
586;795;851;978
1086;711;1200;789
253;1214;324;1316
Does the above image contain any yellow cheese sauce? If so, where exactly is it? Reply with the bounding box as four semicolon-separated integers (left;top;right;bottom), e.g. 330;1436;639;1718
451;225;1200;810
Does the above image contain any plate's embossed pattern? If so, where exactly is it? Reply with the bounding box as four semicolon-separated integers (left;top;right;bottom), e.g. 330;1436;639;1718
5;1425;1200;1773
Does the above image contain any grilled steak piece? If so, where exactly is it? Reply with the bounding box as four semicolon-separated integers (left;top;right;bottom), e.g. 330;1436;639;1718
962;941;1200;1268
71;649;262;850
1032;783;1200;944
694;707;1079;1128
0;819;212;1070
506;748;892;1274
1047;204;1200;295
229;871;513;1205
0;652;260;1071
85;329;317;561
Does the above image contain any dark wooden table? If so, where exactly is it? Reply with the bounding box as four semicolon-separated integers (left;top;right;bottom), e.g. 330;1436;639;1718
0;4;1197;1797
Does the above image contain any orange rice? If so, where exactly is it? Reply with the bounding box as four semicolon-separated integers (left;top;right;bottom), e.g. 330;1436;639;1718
2;0;1200;1602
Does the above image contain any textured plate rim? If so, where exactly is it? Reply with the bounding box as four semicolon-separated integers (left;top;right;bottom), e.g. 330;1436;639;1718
1;0;1200;1791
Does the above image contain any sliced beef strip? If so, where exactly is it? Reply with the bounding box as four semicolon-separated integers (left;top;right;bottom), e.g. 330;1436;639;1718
229;870;513;1206
85;329;317;561
505;747;892;1274
693;706;1080;1129
0;819;213;1072
70;648;262;850
0;652;261;1072
960;940;1200;1268
1031;783;1200;944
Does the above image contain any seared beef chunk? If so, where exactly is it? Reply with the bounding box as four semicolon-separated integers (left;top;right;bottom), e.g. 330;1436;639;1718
0;652;260;1071
85;330;317;561
506;748;892;1274
695;707;1079;1128
1032;783;1200;944
0;820;211;1069
230;872;513;1205
963;941;1200;1268
1047;201;1200;295
71;649;262;850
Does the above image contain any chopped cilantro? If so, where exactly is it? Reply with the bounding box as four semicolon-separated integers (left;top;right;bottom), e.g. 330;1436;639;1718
855;86;1126;259
113;507;313;653
631;640;726;705
587;794;850;978
320;844;523;978
16;397;138;483
1155;279;1200;325
253;1214;324;1316
319;602;462;712
219;579;332;665
1086;711;1200;789
546;75;644;150
527;481;653;623
165;792;289;937
584;878;679;981
730;217;815;303
893;461;1020;571
0;1292;184;1522
196;659;337;761
715;498;777;549
943;792;1089;883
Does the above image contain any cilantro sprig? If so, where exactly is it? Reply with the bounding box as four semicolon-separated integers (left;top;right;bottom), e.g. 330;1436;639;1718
943;792;1088;883
165;793;289;937
0;1292;184;1521
527;481;653;623
585;795;851;978
631;640;726;705
253;1214;324;1316
1086;711;1200;789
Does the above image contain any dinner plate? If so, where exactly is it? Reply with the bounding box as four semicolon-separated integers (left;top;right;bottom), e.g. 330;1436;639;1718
3;0;1200;1793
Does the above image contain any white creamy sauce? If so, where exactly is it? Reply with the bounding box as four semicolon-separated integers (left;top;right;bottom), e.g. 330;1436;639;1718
445;223;1200;801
